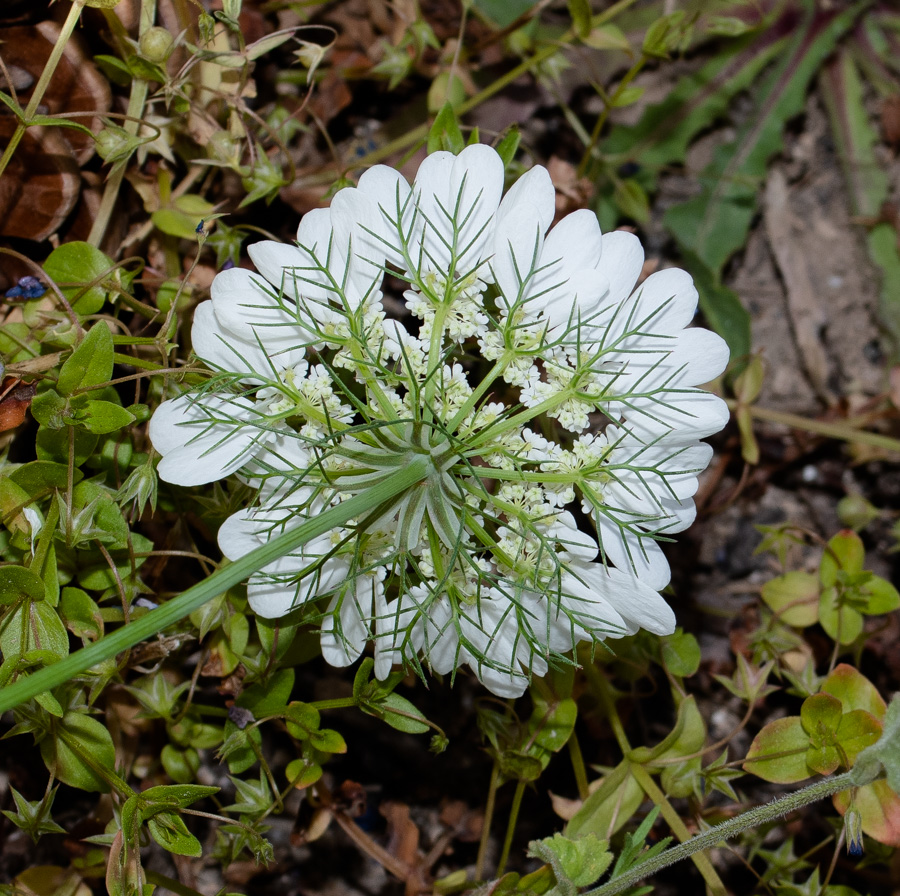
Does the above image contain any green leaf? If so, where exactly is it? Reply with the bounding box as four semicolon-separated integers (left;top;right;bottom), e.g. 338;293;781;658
743;716;811;783
43;243;116;315
820;530;865;587
219;724;262;774
59;587;103;641
73;400;136;434
835;710;882;764
161;745;201;784
236;668;294;718
375;692;430;734
565;761;643;839
286;757;323;789
642;11;689;58
800;692;843;739
41;711;116;792
761;571;820;627
147;810;203;857
140;784;219;812
57;324;114;396
582;24;630;52
860;575;900;615
495;126;521;168
528;832;612;893
528;695;577;753
152;194;215;240
822;664;886;719
631;696;706;764
9;461;80;497
308;728;346;754
0;600;69;660
428;102;465;155
660;629;700;677
818;587;863;645
0;566;47;604
284;701;321;739
567;0;592;40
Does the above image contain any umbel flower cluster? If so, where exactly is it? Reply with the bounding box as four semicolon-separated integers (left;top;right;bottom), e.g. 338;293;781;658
150;145;729;698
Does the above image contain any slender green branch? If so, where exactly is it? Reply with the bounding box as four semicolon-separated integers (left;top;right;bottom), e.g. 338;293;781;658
89;0;158;247
0;455;431;714
0;0;86;179
583;771;864;896
497;779;527;876
729;400;900;453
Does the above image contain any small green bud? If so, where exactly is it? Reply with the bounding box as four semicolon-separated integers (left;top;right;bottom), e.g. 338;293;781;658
139;27;174;63
207;130;241;165
94;126;133;163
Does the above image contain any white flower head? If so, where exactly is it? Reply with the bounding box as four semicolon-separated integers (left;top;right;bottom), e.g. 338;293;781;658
149;144;729;697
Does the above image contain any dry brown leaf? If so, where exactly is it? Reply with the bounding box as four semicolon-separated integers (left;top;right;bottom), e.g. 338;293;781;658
764;168;835;404
380;801;421;868
0;377;36;432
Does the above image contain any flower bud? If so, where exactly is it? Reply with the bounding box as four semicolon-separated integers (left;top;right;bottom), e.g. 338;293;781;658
139;26;174;63
844;807;864;856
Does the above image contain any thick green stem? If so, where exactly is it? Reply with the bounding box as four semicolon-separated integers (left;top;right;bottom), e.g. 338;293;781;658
0;455;431;714
583;771;863;896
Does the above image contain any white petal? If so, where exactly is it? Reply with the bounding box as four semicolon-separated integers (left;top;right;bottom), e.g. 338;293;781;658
207;266;310;369
150;394;266;486
321;571;384;667
598;230;644;308
356;165;413;269
492;205;545;312
594;514;672;591
496;165;555;236
449;145;504;275
604;566;676;635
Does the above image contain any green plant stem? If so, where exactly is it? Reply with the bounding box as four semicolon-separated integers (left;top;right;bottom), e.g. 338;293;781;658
475;761;501;881
0;455;431;714
88;0;158;247
729;400;900;453
583;771;864;896
591;668;727;895
0;0;86;180
496;778;526;876
628;764;726;896
568;731;590;801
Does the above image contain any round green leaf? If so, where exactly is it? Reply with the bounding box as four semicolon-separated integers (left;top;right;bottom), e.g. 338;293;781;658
41;712;116;792
761;571;820;627
43;244;115;316
743;716;811;783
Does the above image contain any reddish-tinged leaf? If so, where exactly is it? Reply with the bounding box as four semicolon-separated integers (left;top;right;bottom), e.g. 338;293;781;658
744;716;811;783
822;664;887;719
820;530;865;587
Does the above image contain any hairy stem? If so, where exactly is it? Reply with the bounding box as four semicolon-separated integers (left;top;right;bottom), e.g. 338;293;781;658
583;771;864;896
